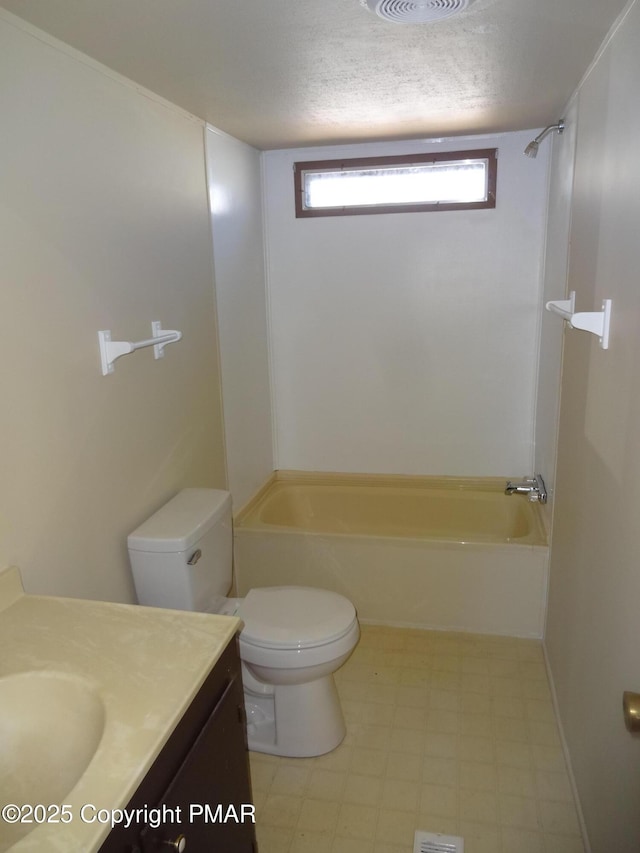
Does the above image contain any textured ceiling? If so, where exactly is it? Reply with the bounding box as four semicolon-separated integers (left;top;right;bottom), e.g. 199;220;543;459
0;0;629;149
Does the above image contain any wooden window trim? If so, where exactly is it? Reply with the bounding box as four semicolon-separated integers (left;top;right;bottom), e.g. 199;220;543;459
294;148;497;218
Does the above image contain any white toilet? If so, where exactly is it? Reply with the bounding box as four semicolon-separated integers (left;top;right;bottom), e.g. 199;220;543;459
127;488;359;758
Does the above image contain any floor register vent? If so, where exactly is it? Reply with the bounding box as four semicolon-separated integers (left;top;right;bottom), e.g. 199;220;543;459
414;830;464;853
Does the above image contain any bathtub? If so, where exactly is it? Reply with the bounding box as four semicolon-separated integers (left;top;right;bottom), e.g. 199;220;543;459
233;472;549;638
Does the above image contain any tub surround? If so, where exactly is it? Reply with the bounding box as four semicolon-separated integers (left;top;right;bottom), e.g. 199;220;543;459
234;472;549;638
0;566;241;852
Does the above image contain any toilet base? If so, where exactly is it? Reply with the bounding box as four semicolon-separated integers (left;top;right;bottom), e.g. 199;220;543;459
244;674;346;758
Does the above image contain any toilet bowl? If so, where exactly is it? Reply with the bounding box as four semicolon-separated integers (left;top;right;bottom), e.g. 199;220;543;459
127;488;360;757
232;586;359;756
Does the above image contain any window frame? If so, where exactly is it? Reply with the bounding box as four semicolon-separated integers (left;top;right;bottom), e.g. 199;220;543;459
293;148;498;218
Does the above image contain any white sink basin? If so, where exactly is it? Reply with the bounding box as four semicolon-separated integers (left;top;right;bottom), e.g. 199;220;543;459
0;670;106;850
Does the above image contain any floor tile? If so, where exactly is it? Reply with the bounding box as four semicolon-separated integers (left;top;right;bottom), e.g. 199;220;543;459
251;624;585;853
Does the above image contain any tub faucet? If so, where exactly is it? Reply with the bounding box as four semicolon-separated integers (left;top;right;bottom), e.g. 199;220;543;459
505;474;547;504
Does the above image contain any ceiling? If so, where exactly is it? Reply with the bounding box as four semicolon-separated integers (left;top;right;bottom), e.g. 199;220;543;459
0;0;629;150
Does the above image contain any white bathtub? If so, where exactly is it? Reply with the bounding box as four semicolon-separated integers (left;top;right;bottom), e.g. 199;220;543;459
234;472;549;638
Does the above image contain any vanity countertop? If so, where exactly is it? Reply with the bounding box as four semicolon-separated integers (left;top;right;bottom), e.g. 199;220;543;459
0;566;242;852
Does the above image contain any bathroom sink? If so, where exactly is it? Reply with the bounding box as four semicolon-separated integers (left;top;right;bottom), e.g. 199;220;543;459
0;670;106;849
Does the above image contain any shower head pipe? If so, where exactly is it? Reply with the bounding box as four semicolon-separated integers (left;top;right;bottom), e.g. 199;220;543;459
524;120;565;158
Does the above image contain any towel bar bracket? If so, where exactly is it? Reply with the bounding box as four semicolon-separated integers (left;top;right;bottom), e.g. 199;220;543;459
545;291;611;350
98;321;182;375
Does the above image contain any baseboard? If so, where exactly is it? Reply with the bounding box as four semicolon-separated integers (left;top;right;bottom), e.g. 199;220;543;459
542;641;591;852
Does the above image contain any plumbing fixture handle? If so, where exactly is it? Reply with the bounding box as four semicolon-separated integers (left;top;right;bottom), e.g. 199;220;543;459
504;475;547;504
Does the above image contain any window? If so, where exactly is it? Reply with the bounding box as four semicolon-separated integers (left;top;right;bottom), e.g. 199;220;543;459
294;149;497;218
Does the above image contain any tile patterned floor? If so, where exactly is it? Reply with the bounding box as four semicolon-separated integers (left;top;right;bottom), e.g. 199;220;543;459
250;625;585;853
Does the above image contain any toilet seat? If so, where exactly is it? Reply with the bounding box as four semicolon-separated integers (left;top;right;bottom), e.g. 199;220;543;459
238;586;357;651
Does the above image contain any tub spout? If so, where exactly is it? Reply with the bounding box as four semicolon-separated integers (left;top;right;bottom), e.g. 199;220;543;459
505;475;547;504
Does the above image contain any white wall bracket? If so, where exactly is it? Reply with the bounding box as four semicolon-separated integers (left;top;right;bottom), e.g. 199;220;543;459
98;321;182;375
545;291;612;350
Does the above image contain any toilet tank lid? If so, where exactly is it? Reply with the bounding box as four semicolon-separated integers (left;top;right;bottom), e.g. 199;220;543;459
127;488;231;553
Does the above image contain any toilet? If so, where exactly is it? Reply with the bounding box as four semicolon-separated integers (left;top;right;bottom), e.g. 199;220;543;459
127;488;359;758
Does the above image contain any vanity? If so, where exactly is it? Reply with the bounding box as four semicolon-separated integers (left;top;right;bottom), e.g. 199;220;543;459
0;567;257;852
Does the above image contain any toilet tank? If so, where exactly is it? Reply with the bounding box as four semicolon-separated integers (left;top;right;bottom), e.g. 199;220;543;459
127;488;232;612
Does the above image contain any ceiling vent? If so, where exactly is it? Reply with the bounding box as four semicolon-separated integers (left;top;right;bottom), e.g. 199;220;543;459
361;0;470;23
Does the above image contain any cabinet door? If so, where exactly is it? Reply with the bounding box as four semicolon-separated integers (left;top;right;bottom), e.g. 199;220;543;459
141;672;256;853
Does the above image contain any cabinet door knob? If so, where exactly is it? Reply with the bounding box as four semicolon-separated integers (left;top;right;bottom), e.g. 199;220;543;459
162;835;186;852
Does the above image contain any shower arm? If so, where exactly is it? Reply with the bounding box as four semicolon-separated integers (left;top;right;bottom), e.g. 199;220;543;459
532;121;565;145
524;119;565;158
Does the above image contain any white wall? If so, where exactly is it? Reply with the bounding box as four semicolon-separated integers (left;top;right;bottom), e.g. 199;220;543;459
0;12;226;602
544;1;640;849
263;134;550;476
205;127;274;510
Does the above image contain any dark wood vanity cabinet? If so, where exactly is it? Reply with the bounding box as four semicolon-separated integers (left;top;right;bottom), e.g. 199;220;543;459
99;635;257;853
